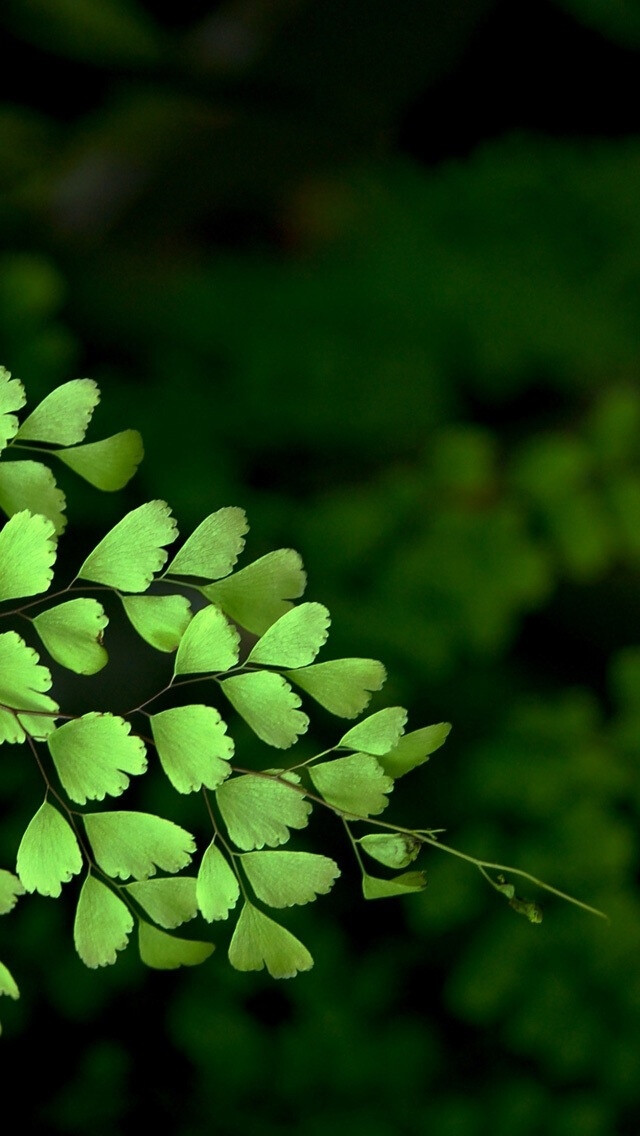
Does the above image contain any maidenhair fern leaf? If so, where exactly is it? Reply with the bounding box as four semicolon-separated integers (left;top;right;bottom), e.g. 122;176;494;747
0;367;26;454
0;870;24;914
0;510;57;601
56;430;143;491
166;507;248;580
241;851;340;908
0;460;67;533
247;602;330;668
124;877;199;929
216;773;312;850
173;604;240;675
150;704;233;793
309;753;393;818
338;707;408;756
16;802;83;897
34;598;108;675
0;631;58;744
228;902;313;978
204;548;306;635
377;723;452;778
47;713;147;804
358;833;422;869
83;811;195;880
16;378;100;445
78;500;177;591
285;657;386;718
196;843;240;922
138;922;214;970
0;960;19;1003
73;875;133;968
120;593;192;652
222;671;309;748
362;871;427;899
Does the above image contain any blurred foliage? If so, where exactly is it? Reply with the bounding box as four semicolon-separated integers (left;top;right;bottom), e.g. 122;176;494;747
1;0;640;1134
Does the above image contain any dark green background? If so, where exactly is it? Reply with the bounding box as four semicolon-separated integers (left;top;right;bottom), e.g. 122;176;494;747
1;2;640;1132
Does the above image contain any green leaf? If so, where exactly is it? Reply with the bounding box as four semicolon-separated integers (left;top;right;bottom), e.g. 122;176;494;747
216;773;312;850
78;500;177;591
247;602;330;668
0;460;67;533
0;960;19;1001
204;549;306;635
120;593;192;652
358;833;422;869
16;801;82;897
56;430;144;491
309;753;393;818
138;922;214;970
48;712;147;804
124;877;198;929
166;507;248;580
228;902;313;978
509;896;543;923
34;598;108;675
494;875;515;900
73;875;133;968
0;366;26;454
0;510;57;601
338;707;408;756
378;723;452;778
16;378;99;445
285;657;386;718
222;671;309;748
83;811;195;880
241;851;339;908
174;604;240;675
150;705;233;793
362;871;427;899
0;869;25;914
2;0;162;67
0;631;58;744
196;842;240;922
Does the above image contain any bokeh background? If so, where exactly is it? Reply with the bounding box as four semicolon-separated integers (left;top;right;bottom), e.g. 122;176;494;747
2;1;640;1132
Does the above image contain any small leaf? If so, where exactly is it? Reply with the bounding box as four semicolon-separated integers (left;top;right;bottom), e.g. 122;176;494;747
0;631;58;744
17;801;82;897
0;510;57;601
247;602;330;668
138;922;214;970
216;774;312;850
56;430;143;491
150;705;233;793
285;657;386;718
196;843;240;922
241;851;340;908
362;871;427;899
121;593;191;652
0;961;19;1001
222;671;309;748
228;902;313;978
73;875;133;968
339;707;408;756
48;713;147;804
494;874;515;900
166;507;248;580
358;833;422;869
34;598;108;675
174;604;240;675
78;500;177;591
0;460;67;533
16;378;99;445
83;811;195;880
509;896;543;923
0;870;25;914
205;549;306;635
124;877;198;929
309;753;393;818
378;723;452;778
0;366;26;454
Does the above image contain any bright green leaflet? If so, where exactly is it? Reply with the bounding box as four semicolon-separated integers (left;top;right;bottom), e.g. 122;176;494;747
204;548;306;635
166;506;248;580
309;753;393;818
120;593;192;652
196;843;240;922
241;851;340;908
285;657;387;718
222;671;309;748
56;430;144;491
150;704;233;794
0;631;58;744
48;713;147;804
16;378;100;445
216;774;312;850
0;460;67;534
510;896;543;923
338;706;408;756
138;922;214;970
228;902;313;979
0;510;57;602
16;801;83;897
378;723;452;778
358;833;422;869
124;877;198;929
0;961;19;1001
73;875;134;968
0;367;25;454
78;499;176;591
173;604;240;676
0;870;24;914
83;811;195;880
247;602;331;668
33;598;109;675
362;871;427;900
